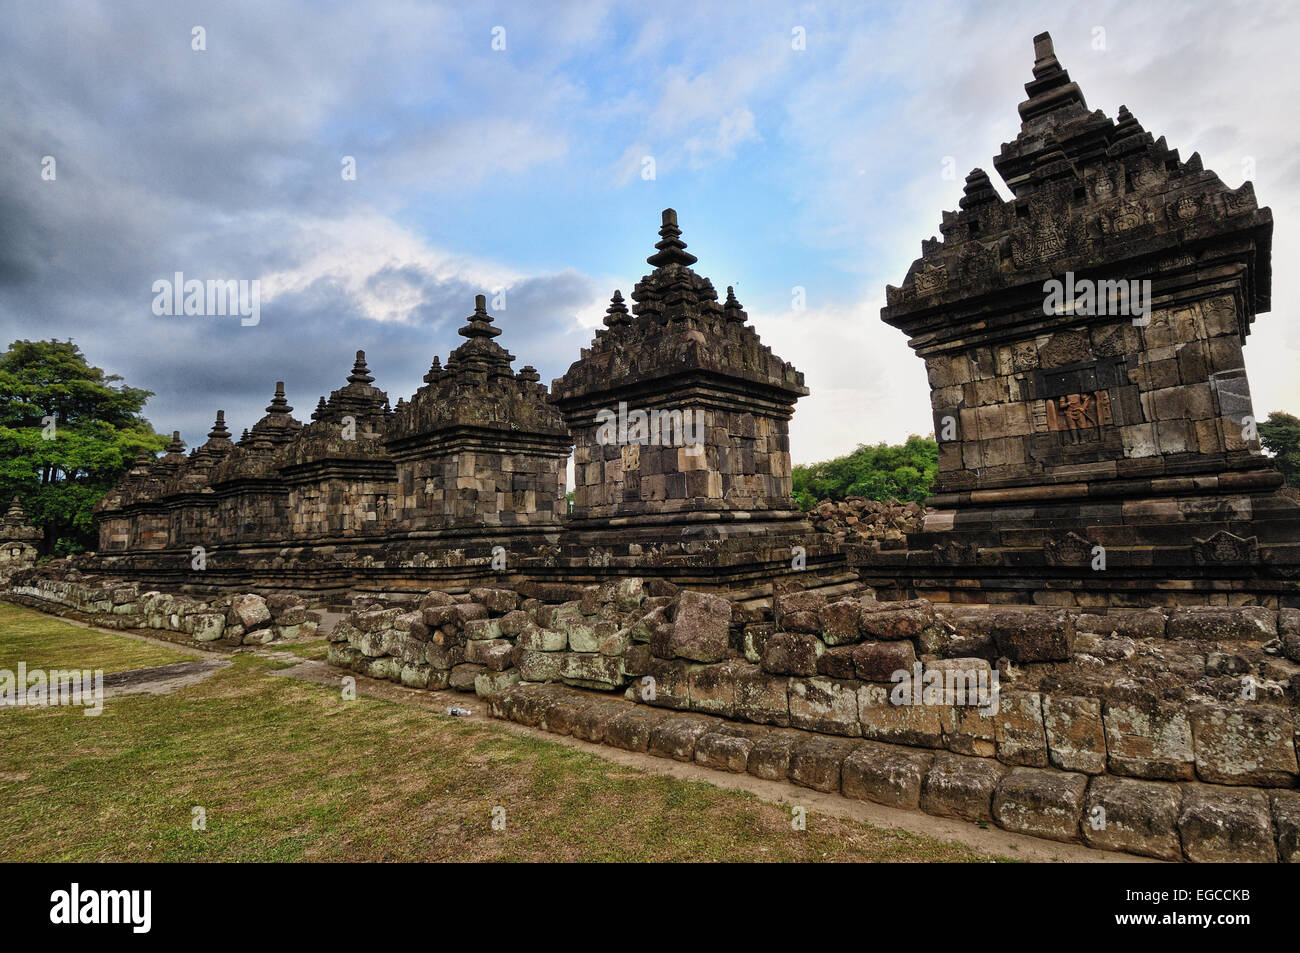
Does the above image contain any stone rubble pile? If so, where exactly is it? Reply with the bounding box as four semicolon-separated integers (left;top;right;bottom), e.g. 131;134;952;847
808;497;924;544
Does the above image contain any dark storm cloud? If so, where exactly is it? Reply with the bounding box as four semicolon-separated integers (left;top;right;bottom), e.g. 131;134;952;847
0;0;602;450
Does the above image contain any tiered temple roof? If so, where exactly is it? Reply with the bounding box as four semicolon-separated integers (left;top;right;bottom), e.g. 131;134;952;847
884;32;1272;328
387;295;569;455
551;209;808;408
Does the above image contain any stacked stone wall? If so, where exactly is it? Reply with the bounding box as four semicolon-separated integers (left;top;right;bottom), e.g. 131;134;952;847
315;576;1300;861
5;569;317;646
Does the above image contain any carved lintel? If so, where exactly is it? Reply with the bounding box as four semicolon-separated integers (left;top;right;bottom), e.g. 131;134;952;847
1193;531;1259;566
1044;531;1096;566
931;540;979;565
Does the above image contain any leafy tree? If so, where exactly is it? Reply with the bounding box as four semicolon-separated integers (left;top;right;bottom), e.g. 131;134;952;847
0;339;167;553
1259;411;1300;489
792;435;938;509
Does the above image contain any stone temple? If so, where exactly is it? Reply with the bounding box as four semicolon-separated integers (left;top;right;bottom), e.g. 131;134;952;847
852;32;1297;607
86;217;846;598
10;32;1300;865
80;32;1300;608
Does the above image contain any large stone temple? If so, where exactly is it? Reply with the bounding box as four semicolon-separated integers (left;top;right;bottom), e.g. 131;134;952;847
851;32;1298;606
87;214;845;598
83;33;1298;609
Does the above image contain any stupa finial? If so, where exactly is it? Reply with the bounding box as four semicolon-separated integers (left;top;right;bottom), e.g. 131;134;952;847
647;208;698;268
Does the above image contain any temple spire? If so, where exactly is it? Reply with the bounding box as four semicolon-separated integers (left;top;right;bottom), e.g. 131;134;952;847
646;208;698;268
1017;31;1087;123
603;289;632;328
959;168;999;209
347;350;375;385
166;431;185;454
723;286;748;324
208;410;231;440
265;381;293;415
458;294;503;339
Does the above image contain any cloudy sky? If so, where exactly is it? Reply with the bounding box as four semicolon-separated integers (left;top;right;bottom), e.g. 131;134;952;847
3;0;1298;470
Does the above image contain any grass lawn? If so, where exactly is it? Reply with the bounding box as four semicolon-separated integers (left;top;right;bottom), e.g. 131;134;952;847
0;601;193;674
0;601;1000;862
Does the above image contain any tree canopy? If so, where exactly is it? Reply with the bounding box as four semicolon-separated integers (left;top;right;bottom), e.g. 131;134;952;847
1259;411;1300;489
792;435;938;509
0;339;167;553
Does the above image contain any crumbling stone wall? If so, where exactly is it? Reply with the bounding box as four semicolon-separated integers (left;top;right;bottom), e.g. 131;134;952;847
807;498;925;545
5;568;317;646
322;577;1300;861
0;497;42;580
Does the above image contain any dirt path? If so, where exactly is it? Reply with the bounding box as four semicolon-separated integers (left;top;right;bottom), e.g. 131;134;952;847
101;658;232;697
274;658;1159;864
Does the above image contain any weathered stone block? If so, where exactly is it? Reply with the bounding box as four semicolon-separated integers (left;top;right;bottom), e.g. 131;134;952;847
841;742;933;809
1168;606;1277;641
560;652;624;690
231;593;272;631
747;730;798;780
1271;791;1300;863
773;590;827;627
851;641;915;681
687;660;740;718
761;632;823;675
945;704;997;757
1082;776;1183;861
992;609;1074;662
1190;705;1298;786
1178;785;1276;863
734;663;790;726
183;611;226;642
921;752;1007;823
788;677;861;736
515;626;563;654
818;600;864;646
663;589;731;662
789;736;861;793
742;622;776;663
1075;609;1166;639
1043;695;1107;774
399;663;431;689
449;663;484;691
516;648;562;682
605;708;670;752
695;731;754;773
425;640;465;670
994;690;1048;767
648;715;717;761
469;587;518;614
475;670;520;696
858;601;934;640
858;683;947;747
641;657;690;710
781;610;821;633
1103;700;1196;780
992;767;1087;843
541;693;594;736
498;609;531;636
465;638;514;671
464;618;503;641
570;701;627;743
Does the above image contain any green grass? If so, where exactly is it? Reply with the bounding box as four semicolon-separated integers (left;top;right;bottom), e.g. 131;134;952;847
0;604;1000;862
0;601;193;674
